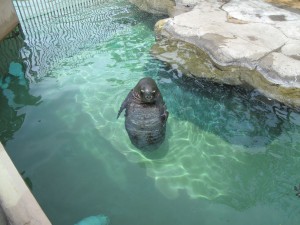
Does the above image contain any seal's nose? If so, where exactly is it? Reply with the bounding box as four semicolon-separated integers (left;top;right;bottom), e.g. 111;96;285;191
141;88;155;102
145;94;152;100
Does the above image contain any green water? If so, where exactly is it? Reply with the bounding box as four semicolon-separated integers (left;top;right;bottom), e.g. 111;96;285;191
1;1;300;224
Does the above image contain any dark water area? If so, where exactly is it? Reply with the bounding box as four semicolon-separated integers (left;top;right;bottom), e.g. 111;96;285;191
1;1;300;225
162;71;296;148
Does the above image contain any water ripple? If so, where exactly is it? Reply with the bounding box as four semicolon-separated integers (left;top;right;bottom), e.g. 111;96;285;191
14;1;300;222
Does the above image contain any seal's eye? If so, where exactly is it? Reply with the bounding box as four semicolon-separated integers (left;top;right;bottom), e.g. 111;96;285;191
152;90;156;93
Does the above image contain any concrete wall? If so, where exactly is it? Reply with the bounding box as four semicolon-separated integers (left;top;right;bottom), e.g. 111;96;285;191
0;143;51;225
0;0;19;41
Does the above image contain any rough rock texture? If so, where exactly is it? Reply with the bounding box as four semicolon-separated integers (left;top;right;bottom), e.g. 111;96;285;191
129;0;175;15
266;0;300;9
149;0;300;107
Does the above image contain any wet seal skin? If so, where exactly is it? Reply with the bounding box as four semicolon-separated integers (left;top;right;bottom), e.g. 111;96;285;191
117;77;168;150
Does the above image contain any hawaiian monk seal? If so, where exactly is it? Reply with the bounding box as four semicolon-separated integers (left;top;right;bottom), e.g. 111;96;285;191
117;77;168;150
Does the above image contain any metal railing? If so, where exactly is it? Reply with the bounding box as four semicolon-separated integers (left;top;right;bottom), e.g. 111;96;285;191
9;0;128;80
13;0;109;36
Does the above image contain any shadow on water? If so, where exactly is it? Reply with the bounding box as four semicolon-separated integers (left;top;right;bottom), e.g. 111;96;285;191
144;59;297;149
0;34;41;145
141;60;300;215
115;3;166;30
139;134;170;160
20;171;33;191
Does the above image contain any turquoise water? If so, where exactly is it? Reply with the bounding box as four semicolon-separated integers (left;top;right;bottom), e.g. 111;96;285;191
1;1;300;224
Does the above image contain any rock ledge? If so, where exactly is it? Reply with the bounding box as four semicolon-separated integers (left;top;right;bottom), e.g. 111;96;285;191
135;0;300;107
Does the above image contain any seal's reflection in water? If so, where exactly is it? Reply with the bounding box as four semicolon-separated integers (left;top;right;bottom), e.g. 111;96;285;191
117;77;169;151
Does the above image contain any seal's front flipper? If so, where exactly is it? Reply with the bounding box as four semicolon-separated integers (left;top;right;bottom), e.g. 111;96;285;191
161;108;169;123
158;98;168;123
117;90;133;119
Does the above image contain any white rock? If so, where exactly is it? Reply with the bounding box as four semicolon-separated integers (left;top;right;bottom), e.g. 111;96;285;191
222;0;300;24
258;53;300;88
144;0;300;105
276;21;300;39
164;1;288;69
281;40;300;58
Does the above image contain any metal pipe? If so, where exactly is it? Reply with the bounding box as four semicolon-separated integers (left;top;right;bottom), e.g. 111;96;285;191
48;0;58;18
32;0;44;29
38;0;51;24
55;0;63;23
25;0;39;32
23;0;36;36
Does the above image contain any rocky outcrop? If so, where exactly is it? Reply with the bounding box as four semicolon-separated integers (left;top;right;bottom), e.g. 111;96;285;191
129;0;175;15
266;0;300;9
143;0;300;107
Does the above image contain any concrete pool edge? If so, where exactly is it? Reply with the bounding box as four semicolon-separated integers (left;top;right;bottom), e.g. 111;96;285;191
0;0;19;42
0;143;51;225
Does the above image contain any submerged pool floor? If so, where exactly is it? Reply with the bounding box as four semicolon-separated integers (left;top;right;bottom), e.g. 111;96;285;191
1;1;300;224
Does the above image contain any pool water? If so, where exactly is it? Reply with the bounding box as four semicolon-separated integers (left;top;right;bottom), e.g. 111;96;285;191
1;1;300;224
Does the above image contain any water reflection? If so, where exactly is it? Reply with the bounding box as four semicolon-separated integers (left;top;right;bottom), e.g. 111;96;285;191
0;0;156;144
0;34;41;145
0;91;26;144
0;71;41;144
0;30;24;79
18;1;144;81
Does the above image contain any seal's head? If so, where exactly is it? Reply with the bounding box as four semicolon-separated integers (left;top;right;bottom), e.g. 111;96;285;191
134;77;159;103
